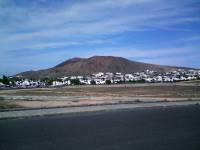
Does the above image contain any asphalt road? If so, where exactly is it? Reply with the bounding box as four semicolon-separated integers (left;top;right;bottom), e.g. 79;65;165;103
0;105;200;150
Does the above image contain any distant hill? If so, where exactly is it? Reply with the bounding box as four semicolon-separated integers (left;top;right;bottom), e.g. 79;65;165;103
16;56;193;79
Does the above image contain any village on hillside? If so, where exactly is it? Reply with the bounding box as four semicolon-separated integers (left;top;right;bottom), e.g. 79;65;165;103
0;69;200;88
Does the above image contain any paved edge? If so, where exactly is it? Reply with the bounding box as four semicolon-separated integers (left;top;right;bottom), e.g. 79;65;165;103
0;101;200;120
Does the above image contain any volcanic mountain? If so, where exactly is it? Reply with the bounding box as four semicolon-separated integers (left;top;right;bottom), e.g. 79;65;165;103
16;56;192;79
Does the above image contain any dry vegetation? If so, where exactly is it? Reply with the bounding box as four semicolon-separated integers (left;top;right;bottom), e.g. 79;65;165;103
0;82;200;109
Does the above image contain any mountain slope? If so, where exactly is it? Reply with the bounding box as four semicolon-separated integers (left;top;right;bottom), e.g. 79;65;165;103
16;56;192;79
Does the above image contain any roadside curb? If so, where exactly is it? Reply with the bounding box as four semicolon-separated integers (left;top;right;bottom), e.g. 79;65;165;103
0;101;199;120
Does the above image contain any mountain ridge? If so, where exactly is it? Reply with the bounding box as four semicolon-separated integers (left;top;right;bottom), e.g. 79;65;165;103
16;56;194;79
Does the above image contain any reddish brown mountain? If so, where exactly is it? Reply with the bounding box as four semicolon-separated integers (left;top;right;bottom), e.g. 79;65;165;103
17;56;192;79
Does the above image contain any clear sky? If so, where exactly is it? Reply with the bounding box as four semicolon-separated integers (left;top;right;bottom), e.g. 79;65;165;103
0;0;200;76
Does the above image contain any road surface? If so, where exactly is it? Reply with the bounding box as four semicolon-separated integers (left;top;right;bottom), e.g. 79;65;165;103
0;105;200;150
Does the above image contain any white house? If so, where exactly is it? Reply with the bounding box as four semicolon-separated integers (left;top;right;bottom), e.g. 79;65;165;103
0;82;5;87
52;81;63;86
21;80;30;87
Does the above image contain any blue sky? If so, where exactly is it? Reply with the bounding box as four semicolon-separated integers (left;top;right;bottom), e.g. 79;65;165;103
0;0;200;75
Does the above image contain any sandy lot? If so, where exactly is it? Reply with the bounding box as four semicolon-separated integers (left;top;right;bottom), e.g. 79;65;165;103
0;82;200;109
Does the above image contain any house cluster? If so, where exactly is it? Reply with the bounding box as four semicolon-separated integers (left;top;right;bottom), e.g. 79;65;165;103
47;69;200;87
14;79;46;88
1;69;200;88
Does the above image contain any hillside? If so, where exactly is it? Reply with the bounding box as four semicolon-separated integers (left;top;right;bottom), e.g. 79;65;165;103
16;56;192;79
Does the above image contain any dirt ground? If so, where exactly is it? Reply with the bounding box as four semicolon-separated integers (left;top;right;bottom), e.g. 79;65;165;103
0;82;200;109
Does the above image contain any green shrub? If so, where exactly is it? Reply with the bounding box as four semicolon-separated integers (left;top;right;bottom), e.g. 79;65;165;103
106;80;111;84
71;79;80;85
90;80;96;85
1;75;10;85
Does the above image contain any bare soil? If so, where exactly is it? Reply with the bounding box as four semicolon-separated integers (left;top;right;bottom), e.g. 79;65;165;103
0;82;199;109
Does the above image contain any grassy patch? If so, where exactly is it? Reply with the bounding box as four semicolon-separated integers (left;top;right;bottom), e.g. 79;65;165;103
134;99;141;103
0;101;18;109
0;96;5;100
72;100;79;103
